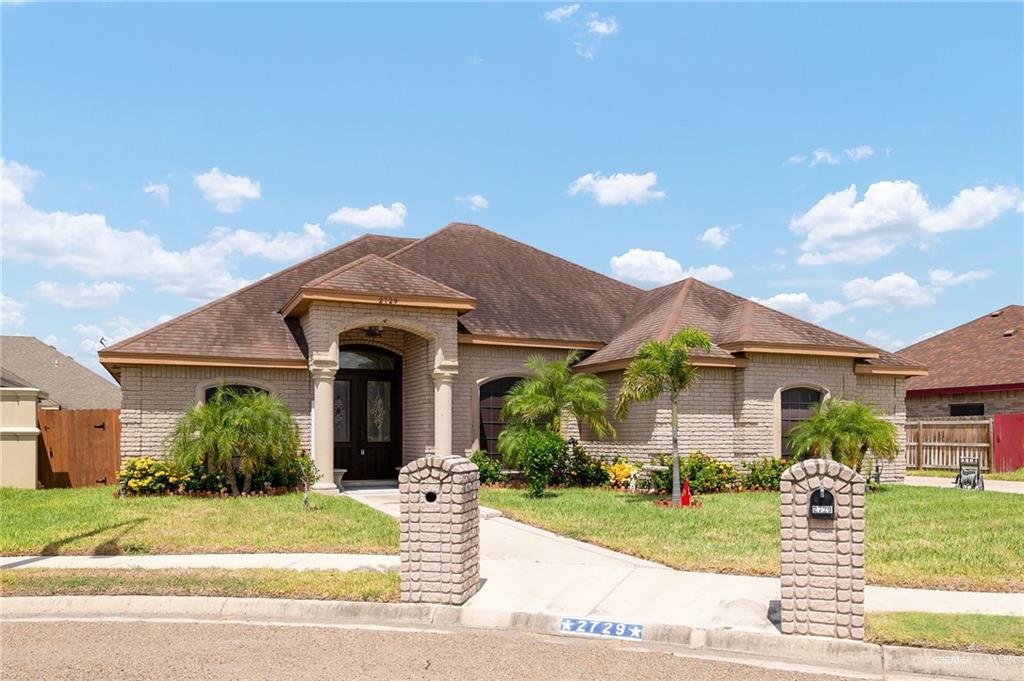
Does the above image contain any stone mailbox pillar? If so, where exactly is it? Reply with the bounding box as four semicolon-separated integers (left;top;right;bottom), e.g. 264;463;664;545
780;458;866;640
398;455;481;605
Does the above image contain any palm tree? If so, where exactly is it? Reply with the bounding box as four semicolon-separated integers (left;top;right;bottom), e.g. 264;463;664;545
787;397;899;474
501;350;616;438
166;386;300;495
614;328;713;505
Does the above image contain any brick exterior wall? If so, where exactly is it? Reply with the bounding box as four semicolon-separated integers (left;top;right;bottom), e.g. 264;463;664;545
780;459;866;640
906;389;1024;419
119;365;313;459
399;455;481;605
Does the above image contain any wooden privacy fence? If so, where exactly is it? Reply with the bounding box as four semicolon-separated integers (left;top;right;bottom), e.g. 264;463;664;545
37;408;121;488
905;420;991;471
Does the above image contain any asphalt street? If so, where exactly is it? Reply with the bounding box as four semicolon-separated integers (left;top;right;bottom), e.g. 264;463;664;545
1;620;858;680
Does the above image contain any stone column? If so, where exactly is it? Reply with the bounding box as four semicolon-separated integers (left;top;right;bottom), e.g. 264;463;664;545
780;458;865;640
432;367;456;457
399;455;481;604
311;365;339;494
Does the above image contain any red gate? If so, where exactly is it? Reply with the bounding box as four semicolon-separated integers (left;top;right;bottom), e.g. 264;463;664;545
992;414;1024;473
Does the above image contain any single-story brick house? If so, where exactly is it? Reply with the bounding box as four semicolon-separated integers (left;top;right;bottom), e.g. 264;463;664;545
98;223;925;489
898;305;1023;419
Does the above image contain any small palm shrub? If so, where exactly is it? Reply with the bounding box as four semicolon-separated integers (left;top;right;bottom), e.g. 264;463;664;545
552;439;611;487
470;450;508;485
498;424;563;497
741;457;788;491
650;451;738;495
788;397;899;474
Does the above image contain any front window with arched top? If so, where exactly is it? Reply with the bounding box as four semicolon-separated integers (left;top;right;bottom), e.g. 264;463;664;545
781;387;823;456
338;348;397;371
479;377;522;457
203;384;269;403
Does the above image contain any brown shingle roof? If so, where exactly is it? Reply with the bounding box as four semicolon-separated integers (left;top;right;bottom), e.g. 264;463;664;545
899;305;1024;392
387;223;642;343
101;234;415;363
1;336;121;408
577;278;892;369
300;254;474;303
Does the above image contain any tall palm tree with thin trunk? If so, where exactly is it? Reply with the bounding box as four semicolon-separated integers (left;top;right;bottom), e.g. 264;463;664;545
615;328;713;505
500;350;616;438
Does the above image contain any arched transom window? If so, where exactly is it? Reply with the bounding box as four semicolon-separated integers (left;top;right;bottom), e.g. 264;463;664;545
781;387;823;456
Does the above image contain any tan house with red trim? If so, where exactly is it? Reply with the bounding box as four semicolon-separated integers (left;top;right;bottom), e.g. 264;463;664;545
99;223;925;488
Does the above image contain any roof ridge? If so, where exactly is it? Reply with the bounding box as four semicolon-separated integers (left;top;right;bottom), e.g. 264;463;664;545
387;222;643;295
102;234;414;354
656;278;693;341
305;252;474;299
898;304;1024;354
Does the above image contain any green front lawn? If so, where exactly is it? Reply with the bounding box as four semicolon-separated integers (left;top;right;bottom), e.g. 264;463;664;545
906;468;1024;482
0;486;398;556
0;568;399;602
867;612;1024;656
480;485;1024;592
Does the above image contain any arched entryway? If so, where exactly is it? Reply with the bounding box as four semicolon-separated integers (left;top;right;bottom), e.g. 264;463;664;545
333;345;402;480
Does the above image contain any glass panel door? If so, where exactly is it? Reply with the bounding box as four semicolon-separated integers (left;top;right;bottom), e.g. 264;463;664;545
366;380;391;443
333;379;350;443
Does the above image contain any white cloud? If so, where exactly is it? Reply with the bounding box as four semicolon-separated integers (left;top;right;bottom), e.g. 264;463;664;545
143;181;170;206
193;167;261;213
773;248;788;256
844;145;875;162
326;202;407;229
810;148;839;166
586;14;618;35
864;328;905;351
928;269;991;287
544;3;579;22
569;172;665;206
609;248;732;286
697;225;738;250
787;155;807;166
791;181;1021;265
455;194;489;211
206;223;328;262
610;249;682;285
842;272;936;309
1;294;28;331
751;292;846;323
31;281;132;309
1;159;326;301
74;314;173;355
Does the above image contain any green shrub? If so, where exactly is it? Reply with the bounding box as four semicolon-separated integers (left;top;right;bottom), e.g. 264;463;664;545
650;451;739;495
498;424;563;497
552;439;611;487
117;456;175;495
470;450;507;485
741;457;788;491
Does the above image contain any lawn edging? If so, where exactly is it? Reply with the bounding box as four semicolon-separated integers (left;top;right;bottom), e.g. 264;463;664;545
2;596;1018;681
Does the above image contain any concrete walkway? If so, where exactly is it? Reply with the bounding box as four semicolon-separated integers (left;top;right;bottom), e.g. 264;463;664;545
343;488;1024;632
903;475;1024;494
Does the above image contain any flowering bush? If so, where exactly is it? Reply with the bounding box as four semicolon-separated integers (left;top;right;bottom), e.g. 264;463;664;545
604;459;637;489
649;451;739;495
552;439;610;487
741;457;788;491
117;457;176;495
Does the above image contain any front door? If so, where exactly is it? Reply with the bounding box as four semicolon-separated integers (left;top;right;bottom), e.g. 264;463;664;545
333;346;402;480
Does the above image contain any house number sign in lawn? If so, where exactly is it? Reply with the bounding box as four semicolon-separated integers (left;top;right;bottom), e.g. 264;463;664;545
559;617;644;640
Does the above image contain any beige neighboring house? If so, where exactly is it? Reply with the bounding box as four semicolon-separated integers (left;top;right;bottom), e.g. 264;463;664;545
899;305;1024;419
0;336;122;488
98;223;925;488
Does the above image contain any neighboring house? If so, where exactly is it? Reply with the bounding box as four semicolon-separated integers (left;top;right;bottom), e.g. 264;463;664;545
98;223;925;488
0;367;45;488
1;336;122;410
899;305;1024;419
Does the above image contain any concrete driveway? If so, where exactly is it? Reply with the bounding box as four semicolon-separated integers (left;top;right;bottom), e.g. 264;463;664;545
903;475;1024;494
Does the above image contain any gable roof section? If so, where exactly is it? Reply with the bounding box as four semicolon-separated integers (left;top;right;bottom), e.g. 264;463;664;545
899;305;1023;393
387;223;642;344
576;278;921;372
282;254;475;316
100;234;415;366
1;336;120;408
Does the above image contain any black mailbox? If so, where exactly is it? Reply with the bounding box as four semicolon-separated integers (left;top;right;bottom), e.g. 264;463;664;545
809;487;835;519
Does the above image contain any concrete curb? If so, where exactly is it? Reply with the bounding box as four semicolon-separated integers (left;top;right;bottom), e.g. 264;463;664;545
1;596;1018;681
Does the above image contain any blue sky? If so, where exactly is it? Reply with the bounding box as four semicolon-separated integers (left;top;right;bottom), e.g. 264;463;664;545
2;2;1022;376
